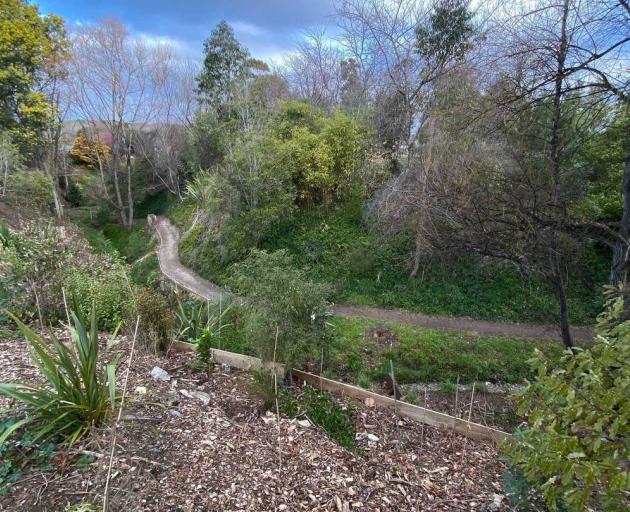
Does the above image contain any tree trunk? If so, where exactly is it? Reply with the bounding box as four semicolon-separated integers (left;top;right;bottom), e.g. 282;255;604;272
549;236;573;349
126;146;134;229
611;137;630;286
50;179;64;220
111;147;128;227
546;0;573;349
410;235;423;278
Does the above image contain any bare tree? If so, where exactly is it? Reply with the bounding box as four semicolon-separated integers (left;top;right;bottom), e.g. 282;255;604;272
370;0;629;349
135;59;198;199
69;19;173;228
284;30;345;108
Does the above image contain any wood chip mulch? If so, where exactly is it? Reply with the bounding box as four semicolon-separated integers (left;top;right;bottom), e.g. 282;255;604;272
0;335;510;511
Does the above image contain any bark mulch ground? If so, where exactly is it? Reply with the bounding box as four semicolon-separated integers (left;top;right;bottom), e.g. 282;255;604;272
0;335;510;511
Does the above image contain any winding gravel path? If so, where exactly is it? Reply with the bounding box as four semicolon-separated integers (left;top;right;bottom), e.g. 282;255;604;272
149;214;226;302
150;215;594;342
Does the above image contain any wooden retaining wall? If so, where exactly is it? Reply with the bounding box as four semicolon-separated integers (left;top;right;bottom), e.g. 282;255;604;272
171;341;510;444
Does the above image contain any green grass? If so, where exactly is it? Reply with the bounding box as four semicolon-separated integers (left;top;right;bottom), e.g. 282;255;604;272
262;203;608;325
326;316;565;385
99;221;153;262
184;296;565;386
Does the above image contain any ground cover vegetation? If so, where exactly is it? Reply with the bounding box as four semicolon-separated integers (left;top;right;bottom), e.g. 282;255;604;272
0;0;629;509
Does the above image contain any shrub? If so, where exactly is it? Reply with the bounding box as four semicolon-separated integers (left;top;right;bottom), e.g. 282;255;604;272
279;385;355;449
0;222;70;324
228;249;332;368
63;260;131;332
9;170;52;211
129;287;174;352
0;306;118;446
175;299;231;353
505;287;630;511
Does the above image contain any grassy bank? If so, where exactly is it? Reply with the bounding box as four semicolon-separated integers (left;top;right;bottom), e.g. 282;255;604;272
261;204;608;325
326;316;564;386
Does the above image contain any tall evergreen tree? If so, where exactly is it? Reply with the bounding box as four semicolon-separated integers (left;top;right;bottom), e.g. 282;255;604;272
196;21;249;109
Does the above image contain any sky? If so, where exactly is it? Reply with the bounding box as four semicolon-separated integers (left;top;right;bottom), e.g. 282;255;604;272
37;0;338;63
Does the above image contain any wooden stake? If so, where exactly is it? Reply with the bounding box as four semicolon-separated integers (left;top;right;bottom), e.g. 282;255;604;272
272;326;282;469
390;359;399;427
454;374;460;418
463;382;476;455
61;287;71;327
103;316;140;512
32;282;43;329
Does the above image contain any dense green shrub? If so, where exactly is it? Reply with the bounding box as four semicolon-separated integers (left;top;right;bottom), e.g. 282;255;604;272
228;249;332;367
63;260;131;332
129;287;174;352
278;385;355;449
0;306;118;447
0;222;70;324
272;102;366;205
505;287;630;511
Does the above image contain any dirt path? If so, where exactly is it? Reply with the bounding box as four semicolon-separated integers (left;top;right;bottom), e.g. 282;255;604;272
149;214;226;302
150;215;594;343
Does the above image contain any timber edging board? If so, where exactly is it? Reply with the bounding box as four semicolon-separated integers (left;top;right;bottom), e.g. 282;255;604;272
291;369;510;444
171;341;510;444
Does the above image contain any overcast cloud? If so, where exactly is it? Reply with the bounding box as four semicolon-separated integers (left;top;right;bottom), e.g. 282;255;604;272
38;0;338;63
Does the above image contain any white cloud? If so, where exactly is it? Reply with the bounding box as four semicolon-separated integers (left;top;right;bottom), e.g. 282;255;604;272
136;32;184;49
230;21;268;38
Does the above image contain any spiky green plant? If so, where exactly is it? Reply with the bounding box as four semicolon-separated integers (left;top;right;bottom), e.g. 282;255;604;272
0;306;119;446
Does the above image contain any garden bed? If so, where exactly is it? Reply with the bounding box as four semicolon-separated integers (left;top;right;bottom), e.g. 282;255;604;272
1;335;511;511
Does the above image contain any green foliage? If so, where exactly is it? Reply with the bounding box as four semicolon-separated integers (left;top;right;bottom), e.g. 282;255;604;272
129;287;174;352
184;129;296;263
0;425;56;496
174;298;232;362
0;0;68;154
185;109;226;171
505;288;630;511
575;106;629;222
99;222;154;262
130;253;159;287
263;204;607;324
63;259;131;332
168;199;196;229
134;189;172;218
279;385;355;449
0;306;118;448
416;0;475;68
228;249;332;367
273;102;366;205
0;221;69;323
197;21;249;109
9;170;53;210
329;316;563;386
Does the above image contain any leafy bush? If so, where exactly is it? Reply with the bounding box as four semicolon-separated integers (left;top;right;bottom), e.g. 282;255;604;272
273;102;366;206
0;306;118;447
63;259;132;332
0;222;70;324
129;287;174;352
505;288;630;511
279;385;355;449
228;249;332;368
